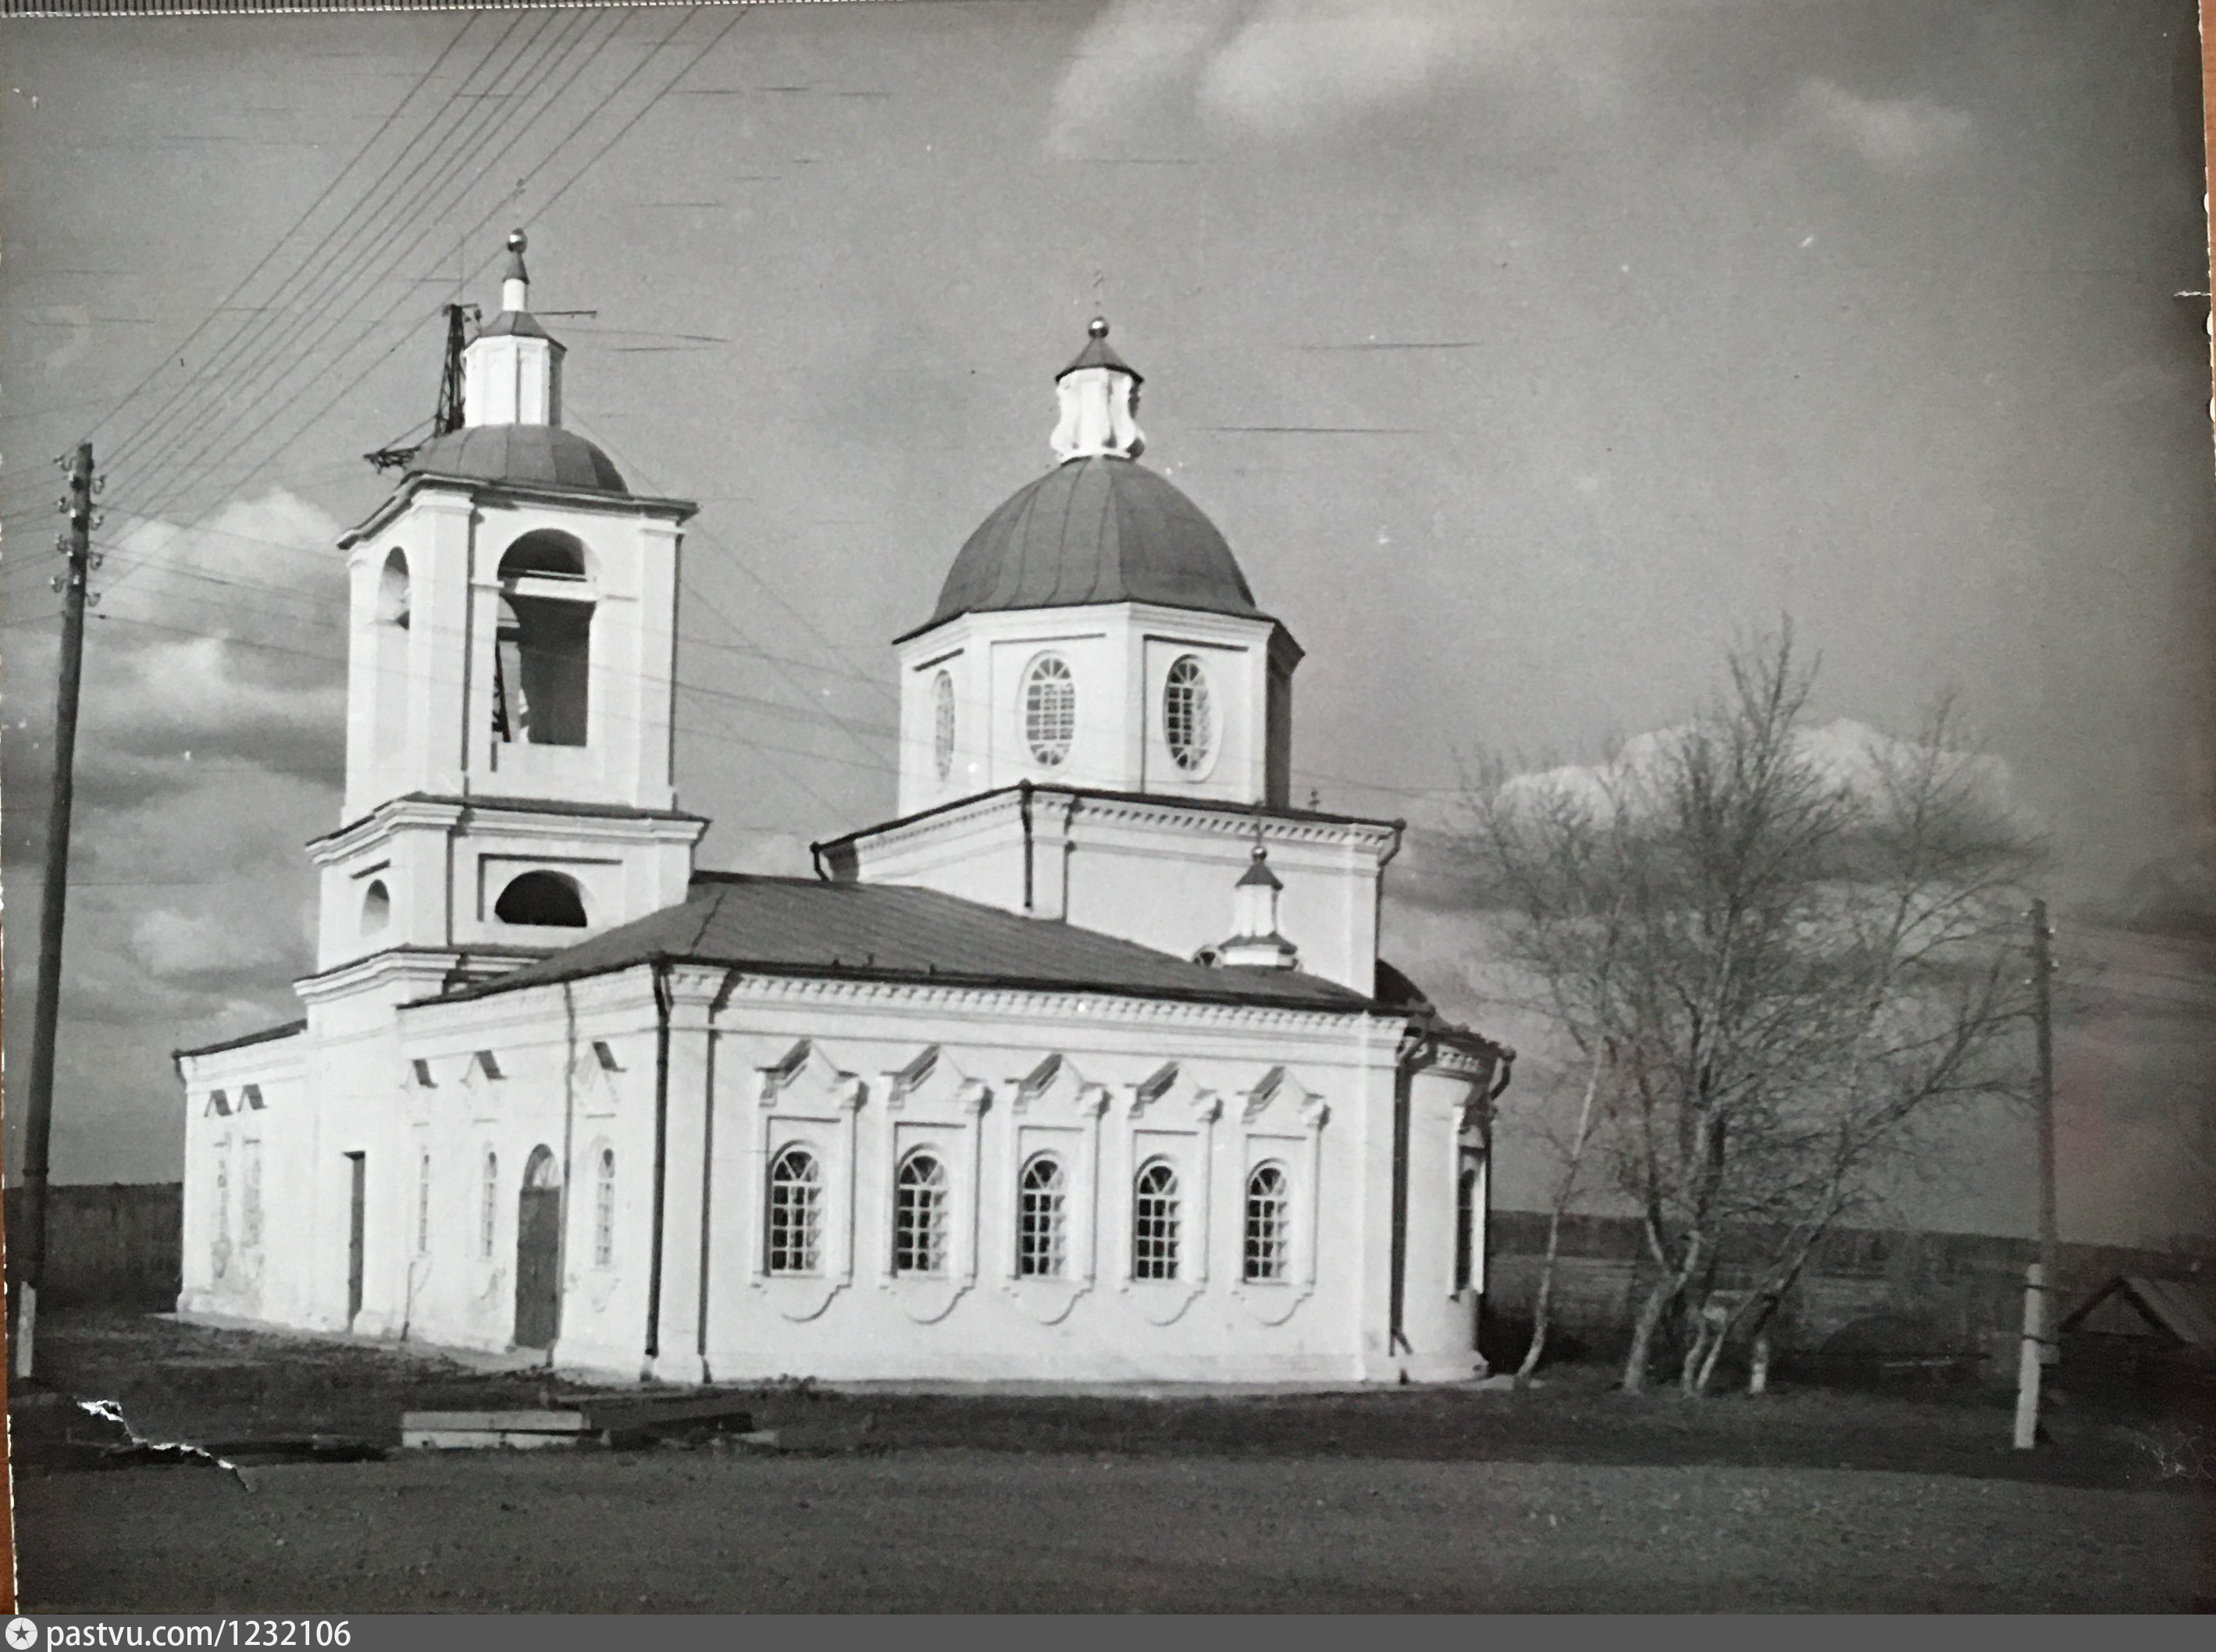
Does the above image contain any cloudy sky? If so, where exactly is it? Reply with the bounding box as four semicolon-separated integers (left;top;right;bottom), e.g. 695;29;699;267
4;1;2211;1240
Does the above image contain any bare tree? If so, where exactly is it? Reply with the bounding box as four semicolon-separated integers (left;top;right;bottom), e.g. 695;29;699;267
1462;628;2043;1394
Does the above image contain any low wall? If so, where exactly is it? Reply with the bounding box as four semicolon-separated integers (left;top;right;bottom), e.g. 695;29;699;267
1484;1210;2212;1369
4;1182;183;1308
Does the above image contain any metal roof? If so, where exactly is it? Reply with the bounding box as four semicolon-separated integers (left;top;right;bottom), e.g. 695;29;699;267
917;455;1265;635
407;424;627;496
426;871;1377;1013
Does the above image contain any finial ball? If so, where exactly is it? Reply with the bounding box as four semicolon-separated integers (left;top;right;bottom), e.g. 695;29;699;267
507;230;529;254
1088;316;1110;339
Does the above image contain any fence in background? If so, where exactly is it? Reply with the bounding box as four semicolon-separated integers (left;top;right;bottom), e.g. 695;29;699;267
4;1182;181;1308
1484;1209;2214;1371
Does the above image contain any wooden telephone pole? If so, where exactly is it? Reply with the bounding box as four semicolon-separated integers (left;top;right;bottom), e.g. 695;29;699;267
14;440;99;1381
2014;898;2060;1448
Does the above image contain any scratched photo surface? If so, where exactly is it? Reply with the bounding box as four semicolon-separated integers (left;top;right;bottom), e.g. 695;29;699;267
2;0;2211;1615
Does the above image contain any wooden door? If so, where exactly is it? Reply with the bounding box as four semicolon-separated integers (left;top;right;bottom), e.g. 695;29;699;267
513;1145;562;1350
345;1152;366;1328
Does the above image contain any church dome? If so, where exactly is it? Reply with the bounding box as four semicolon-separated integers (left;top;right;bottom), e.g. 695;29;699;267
923;454;1263;632
407;424;628;497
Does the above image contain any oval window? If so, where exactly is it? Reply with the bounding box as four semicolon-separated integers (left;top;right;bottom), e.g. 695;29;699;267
1022;655;1075;768
1163;655;1214;774
932;670;957;780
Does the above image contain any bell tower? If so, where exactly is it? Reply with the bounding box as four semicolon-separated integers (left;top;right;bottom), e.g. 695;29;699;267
309;233;704;984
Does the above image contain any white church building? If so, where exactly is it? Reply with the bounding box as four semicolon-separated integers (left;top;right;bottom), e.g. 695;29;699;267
176;237;1511;1385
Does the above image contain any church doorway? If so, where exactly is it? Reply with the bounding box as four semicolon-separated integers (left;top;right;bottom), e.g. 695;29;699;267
344;1152;366;1329
514;1145;563;1351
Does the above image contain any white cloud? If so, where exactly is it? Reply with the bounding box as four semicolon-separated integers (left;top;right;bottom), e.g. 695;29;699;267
1791;78;1973;174
1498;717;2030;832
1049;0;1596;152
130;906;300;987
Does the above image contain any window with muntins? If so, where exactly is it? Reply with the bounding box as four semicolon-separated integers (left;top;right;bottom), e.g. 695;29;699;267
479;1152;499;1260
1132;1160;1180;1281
894;1152;949;1275
593;1148;616;1268
1017;1155;1067;1279
1022;654;1075;767
1164;655;1214;773
932;670;957;779
1243;1163;1289;1282
767;1147;822;1274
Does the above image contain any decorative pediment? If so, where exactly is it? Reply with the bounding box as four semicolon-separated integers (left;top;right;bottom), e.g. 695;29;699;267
1129;1061;1220;1124
460;1049;504;1089
204;1089;231;1118
885;1045;989;1115
759;1038;864;1111
1010;1052;1110;1118
1241;1065;1327;1130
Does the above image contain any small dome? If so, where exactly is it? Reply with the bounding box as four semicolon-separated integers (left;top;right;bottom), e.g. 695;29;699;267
408;424;626;496
922;456;1262;632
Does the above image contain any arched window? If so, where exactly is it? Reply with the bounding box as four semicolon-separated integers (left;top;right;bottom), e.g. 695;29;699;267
932;670;957;780
1454;1165;1478;1293
1021;654;1075;767
766;1147;821;1275
1017;1154;1067;1279
493;869;588;927
479;1152;499;1260
894;1152;949;1276
1163;655;1215;774
593;1148;616;1268
494;531;593;747
1132;1160;1180;1281
1243;1163;1289;1283
416;1151;432;1255
374;549;411;759
362;879;391;938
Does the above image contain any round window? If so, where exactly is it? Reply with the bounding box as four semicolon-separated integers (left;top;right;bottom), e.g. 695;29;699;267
932;670;957;780
1021;655;1075;768
1163;655;1214;774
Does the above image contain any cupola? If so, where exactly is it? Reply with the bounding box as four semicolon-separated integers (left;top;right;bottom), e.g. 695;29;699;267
1051;316;1145;462
461;230;564;428
1203;840;1299;970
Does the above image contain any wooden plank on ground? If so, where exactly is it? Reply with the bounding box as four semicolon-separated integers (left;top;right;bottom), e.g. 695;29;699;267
398;1410;589;1434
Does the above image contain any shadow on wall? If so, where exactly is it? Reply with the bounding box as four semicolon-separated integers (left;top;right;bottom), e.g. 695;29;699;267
4;1183;181;1308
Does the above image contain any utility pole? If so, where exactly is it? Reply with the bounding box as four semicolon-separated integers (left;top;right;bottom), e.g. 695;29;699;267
2014;898;2060;1448
15;440;99;1382
2031;899;2060;1355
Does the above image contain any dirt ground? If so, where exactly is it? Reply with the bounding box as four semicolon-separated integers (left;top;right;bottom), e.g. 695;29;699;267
12;1310;2214;1612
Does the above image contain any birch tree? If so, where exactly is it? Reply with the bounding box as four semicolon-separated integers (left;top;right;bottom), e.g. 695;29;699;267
1463;630;2043;1394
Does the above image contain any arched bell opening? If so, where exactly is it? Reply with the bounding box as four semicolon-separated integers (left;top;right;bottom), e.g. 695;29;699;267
374;548;411;759
493;530;593;748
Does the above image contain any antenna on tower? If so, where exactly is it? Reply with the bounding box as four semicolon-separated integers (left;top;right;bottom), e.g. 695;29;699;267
365;300;479;472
